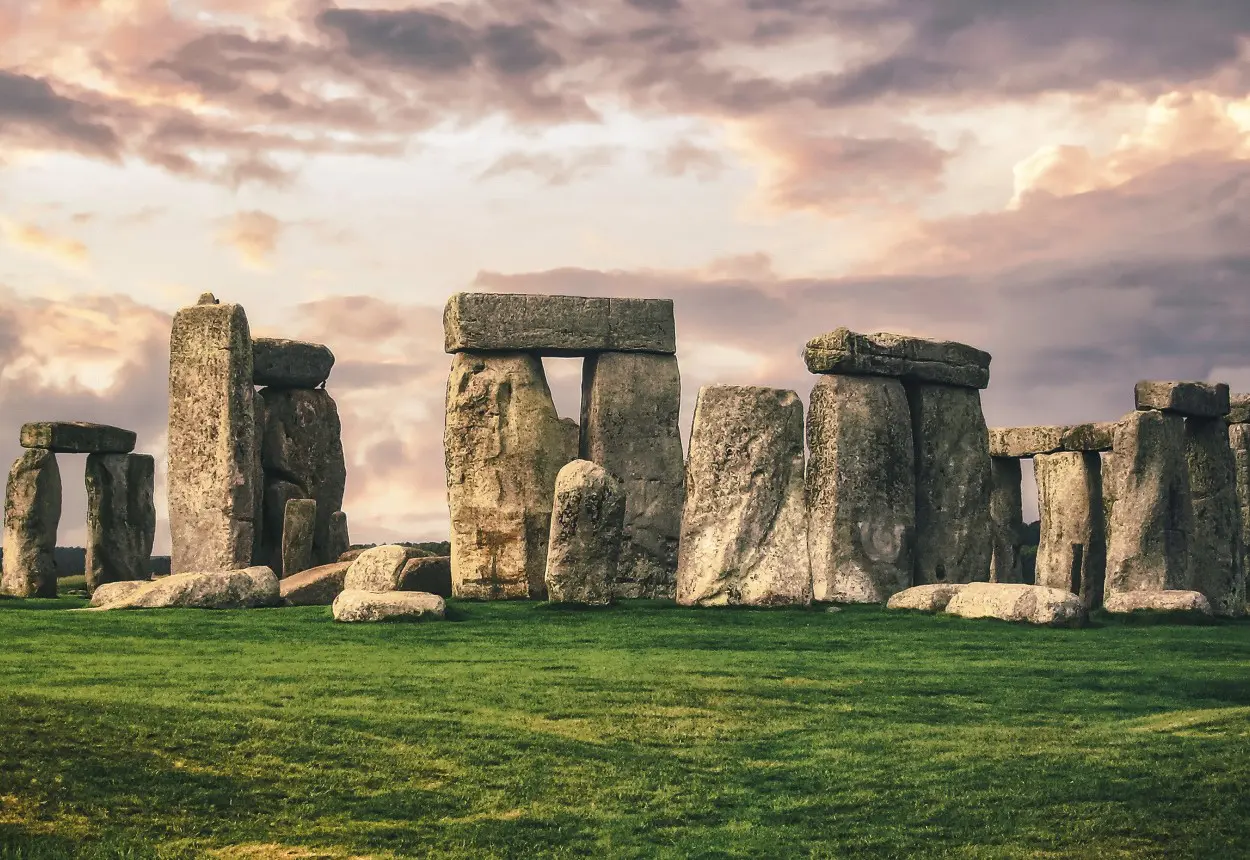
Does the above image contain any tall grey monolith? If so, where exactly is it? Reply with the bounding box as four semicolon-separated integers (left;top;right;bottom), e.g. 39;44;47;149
85;453;156;590
281;498;318;579
1;449;61;598
1034;452;1105;608
327;510;350;562
1185;418;1245;616
544;459;625;605
990;458;1025;583
1232;423;1250;582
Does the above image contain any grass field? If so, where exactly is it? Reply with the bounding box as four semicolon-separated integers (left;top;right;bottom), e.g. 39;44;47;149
0;598;1248;859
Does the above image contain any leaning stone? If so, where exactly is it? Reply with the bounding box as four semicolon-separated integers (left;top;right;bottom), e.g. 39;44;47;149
944;582;1087;627
443;292;675;355
343;544;411;593
676;385;811;606
397;556;452;598
1;449;61;598
327;511;350;563
91;566;280;610
1103;590;1213;615
85;453;156;591
1034;452;1106;609
167;298;258;573
1135;381;1231;418
90;580;145;607
1185;418;1245;616
579;352;684;598
20;421;136;454
990;458;1025;584
805;328;991;389
1106;410;1193;595
280;561;350;606
1229;394;1250;425
253;337;335;388
544;460;625;605
909;384;992;585
1233;424;1250;582
886;583;968;612
332;589;446;623
445;352;577;599
281;498;317;578
806;374;915;603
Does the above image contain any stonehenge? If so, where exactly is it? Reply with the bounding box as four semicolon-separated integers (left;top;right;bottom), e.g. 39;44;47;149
1033;452;1105;610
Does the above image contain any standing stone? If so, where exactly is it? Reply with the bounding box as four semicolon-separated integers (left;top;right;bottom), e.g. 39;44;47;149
260;479;302;573
544;460;625;605
1034;452;1106;609
1232;424;1250;586
445;352;578;599
281;498;317;578
806;374;914;603
251;396;267;566
1106;410;1193;594
327;511;350;563
579;352;684;598
676;385;811;606
1;449;61;598
167;295;258;573
258;388;346;567
908;384;992;584
85;453;156;591
990;458;1025;584
1184;418;1244;616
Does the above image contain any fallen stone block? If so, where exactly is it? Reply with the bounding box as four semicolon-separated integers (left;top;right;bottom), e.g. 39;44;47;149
397;556;452;598
1135;381;1230;418
90;566;280;610
252;337;335;388
20;421;136;454
885;583;968;612
944;582;1087;626
332;590;446;622
90;580;145;607
344;545;413;593
280;561;350;605
1102;590;1213;615
989;423;1116;458
804;328;991;389
444;293;675;355
545;460;625;606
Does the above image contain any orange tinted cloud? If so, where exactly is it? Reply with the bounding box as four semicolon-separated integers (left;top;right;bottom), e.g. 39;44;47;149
0;219;90;269
216;210;283;269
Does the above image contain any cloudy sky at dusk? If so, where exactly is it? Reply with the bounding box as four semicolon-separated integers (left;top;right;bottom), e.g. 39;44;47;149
4;0;1250;552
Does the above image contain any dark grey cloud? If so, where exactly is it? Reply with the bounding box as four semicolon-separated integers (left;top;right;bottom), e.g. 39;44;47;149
0;71;120;158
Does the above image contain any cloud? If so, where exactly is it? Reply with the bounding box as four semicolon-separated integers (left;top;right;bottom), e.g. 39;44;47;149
0;219;90;268
478;147;616;184
216;210;284;269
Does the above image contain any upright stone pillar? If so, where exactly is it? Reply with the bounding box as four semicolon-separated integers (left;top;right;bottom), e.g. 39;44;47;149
1;449;61;598
908;384;992;584
281;498;317;578
1232;423;1250;589
806;374;915;603
676;385;811;606
85;453;156;590
1034;452;1105;609
989;458;1025;584
544;460;625;605
327;511;351;562
580;352;684;599
1185;418;1245;616
1106;410;1193;594
445;352;577;599
167;293;258;573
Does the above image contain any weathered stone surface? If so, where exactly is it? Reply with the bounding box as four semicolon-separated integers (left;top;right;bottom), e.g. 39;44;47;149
806;374;914;603
332;589;446;622
544;460;625;605
944;582;1087;626
338;547;368;563
343;544;412;593
91;566;280;610
1229;394;1250;425
327;511;350;563
446;352;577;599
579;352;683;598
989;423;1115;458
1106;410;1194;594
1135;381;1231;418
805;328;991;389
1;449;61;598
281;498;317;578
1233;424;1250;587
280;561;350;605
676;385;811;607
1103;590;1213;615
1034;452;1106;609
258;387;346;568
1185;418;1245;616
253;337;335;388
260;479;300;573
251;396;266;567
909;384;992;585
20;422;136;454
990;458;1025;584
167;298;258;573
886;583;968;612
397;556;452;598
444;293;676;355
85;453;156;591
90;580;144;607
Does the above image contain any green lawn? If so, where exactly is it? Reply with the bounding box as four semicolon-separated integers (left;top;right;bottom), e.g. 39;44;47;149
0;599;1248;859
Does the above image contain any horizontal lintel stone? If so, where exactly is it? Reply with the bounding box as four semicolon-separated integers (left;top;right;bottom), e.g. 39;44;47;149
253;338;335;388
443;292;675;355
20;422;136;454
1134;380;1230;418
804;327;991;389
989;422;1116;458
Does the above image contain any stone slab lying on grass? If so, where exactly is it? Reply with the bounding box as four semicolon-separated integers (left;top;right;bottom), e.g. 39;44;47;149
252;337;335;388
89;566;280;610
989;423;1116;458
332;589;446;622
343;544;415;592
885;583;968;612
20;421;136;454
280;561;350;605
1134;381;1230;418
89;580;146;607
1102;590;1212;615
804;328;991;389
944;583;1087;627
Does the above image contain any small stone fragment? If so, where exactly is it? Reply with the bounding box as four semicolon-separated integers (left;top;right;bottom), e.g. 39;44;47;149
804;328;991;389
444;293;676;355
343;544;411;593
332;589;446;622
944;582;1087;627
1102;590;1213;615
20;422;136;454
1034;452;1106;609
1;449;61;598
397;556;452;598
1134;381;1231;418
85;453;156;591
281;498;317;578
252;338;335;388
886;583;968;612
544;460;625;605
280;561;350;605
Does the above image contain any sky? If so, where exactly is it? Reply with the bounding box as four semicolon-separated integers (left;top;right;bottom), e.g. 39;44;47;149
3;0;1250;553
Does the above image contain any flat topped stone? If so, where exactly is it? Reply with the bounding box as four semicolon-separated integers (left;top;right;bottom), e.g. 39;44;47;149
1135;381;1230;418
989;422;1115;458
804;328;991;389
253;338;335;388
20;422;136;454
443;292;675;356
1229;393;1250;425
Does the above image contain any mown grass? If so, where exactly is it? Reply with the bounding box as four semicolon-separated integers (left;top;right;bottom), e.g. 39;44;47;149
0;598;1248;858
